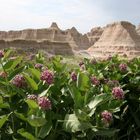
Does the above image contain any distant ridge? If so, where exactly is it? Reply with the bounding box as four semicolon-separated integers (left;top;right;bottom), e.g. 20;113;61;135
0;21;140;58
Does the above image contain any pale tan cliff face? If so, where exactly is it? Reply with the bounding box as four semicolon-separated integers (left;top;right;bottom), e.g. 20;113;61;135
0;40;74;55
1;21;140;58
88;21;140;59
136;24;140;36
67;27;90;50
0;22;90;53
87;27;103;46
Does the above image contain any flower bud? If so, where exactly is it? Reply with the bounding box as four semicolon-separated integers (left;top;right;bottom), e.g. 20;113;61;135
0;50;4;58
119;63;127;72
91;76;100;86
38;96;51;110
27;94;38;101
11;74;26;88
35;63;43;69
40;70;54;85
101;110;112;126
112;87;124;99
71;72;77;81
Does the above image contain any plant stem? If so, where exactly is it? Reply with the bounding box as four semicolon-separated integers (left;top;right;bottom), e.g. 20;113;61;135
35;127;38;137
11;112;15;133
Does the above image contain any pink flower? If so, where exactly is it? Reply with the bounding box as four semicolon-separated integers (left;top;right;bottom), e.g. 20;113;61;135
0;50;4;58
35;63;43;69
38;96;51;110
40;70;54;85
119;63;127;72
112;87;124;99
91;76;100;86
11;74;26;88
101;110;112;125
27;94;38;101
71;72;77;81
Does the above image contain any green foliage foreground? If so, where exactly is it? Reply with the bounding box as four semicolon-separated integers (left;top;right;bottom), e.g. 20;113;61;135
0;49;140;140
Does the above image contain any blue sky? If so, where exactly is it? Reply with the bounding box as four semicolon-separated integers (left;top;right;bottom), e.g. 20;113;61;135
0;0;140;33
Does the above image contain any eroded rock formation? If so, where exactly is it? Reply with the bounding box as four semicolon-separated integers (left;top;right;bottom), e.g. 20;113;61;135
88;21;140;59
0;22;90;55
87;27;103;46
136;24;140;36
66;27;90;50
0;40;73;55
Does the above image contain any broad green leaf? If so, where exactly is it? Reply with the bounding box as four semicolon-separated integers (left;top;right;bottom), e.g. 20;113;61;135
0;114;9;128
77;73;90;91
94;128;119;137
28;68;41;80
25;99;38;109
63;114;91;133
75;109;90;121
27;115;47;127
87;94;110;116
38;121;52;138
3;56;22;71
3;49;12;60
23;74;38;90
0;103;10;109
8;66;25;80
36;53;44;63
39;85;52;97
14;112;27;121
0;96;3;104
68;85;84;108
17;128;37;140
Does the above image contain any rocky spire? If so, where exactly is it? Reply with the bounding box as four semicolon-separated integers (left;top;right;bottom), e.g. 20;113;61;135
50;22;59;30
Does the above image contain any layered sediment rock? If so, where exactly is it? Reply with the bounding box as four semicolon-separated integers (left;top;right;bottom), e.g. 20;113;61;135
0;22;90;55
67;27;90;50
87;27;103;46
0;40;73;55
88;21;140;58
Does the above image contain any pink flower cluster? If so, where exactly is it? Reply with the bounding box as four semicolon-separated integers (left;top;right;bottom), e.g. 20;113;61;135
101;110;112;125
27;95;51;110
71;72;77;81
41;70;54;85
27;94;38;101
38;96;51;110
119;63;127;72
112;87;124;99
12;74;26;88
91;76;100;86
35;63;43;69
0;50;4;58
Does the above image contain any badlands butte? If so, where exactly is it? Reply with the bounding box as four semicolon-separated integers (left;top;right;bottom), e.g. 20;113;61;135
0;21;140;59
